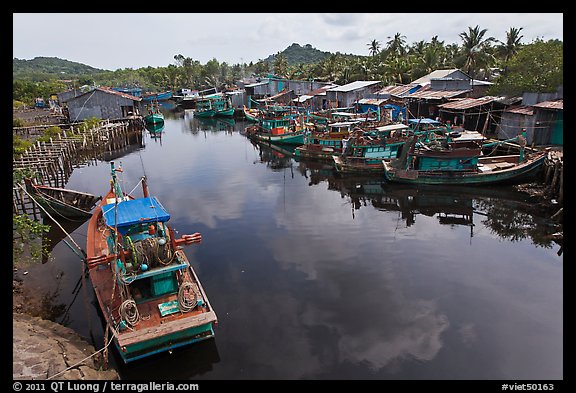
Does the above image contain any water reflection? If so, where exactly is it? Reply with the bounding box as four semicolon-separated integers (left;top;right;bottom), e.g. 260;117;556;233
25;115;562;380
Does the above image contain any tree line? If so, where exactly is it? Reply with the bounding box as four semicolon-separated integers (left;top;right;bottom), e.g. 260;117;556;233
13;25;562;107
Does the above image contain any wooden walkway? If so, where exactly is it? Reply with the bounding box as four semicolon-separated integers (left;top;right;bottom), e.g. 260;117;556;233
13;119;144;218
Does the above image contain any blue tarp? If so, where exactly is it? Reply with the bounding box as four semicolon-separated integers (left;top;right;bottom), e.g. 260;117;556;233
102;196;170;234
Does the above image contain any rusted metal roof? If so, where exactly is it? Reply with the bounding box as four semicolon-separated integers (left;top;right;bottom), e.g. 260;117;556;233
308;84;339;96
406;89;470;100
357;98;387;105
97;86;142;101
438;96;502;110
533;100;563;110
375;84;419;97
503;105;534;116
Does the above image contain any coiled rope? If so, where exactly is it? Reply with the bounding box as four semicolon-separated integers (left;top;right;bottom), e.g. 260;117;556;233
119;299;140;327
178;282;198;312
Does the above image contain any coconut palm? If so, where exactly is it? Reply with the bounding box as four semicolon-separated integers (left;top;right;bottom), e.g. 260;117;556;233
499;27;524;63
386;33;407;56
459;25;497;79
367;39;381;56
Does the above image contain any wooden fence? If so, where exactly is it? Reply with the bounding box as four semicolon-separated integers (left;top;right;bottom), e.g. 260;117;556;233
13;119;144;218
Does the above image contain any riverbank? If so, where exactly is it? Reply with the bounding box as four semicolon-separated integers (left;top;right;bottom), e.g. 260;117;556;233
13;278;119;380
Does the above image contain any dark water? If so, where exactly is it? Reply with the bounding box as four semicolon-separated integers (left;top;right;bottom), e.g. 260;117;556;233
20;108;563;381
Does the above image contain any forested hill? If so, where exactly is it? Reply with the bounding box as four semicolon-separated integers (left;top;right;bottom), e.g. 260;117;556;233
262;43;335;65
13;56;107;78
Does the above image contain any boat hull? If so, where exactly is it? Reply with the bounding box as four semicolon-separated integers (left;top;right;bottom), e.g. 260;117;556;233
114;314;216;363
195;109;216;118
382;152;547;185
333;155;386;174
215;108;235;117
250;132;305;145
144;114;165;125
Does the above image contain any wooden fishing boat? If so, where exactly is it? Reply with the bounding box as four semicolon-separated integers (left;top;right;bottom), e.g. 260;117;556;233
143;100;164;125
85;162;217;363
24;178;102;220
332;128;412;174
142;91;173;102
243;105;262;121
294;121;358;161
195;94;234;118
382;133;548;185
245;116;306;145
145;121;165;136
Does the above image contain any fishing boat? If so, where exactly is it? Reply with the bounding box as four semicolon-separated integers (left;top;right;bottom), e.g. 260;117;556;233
142;91;173;102
145;121;165;137
24;178;102;220
382;132;548;185
143;100;164;125
294;121;358;161
85;162;217;363
245;116;306;145
243;105;262;122
195;94;234;118
332;126;413;174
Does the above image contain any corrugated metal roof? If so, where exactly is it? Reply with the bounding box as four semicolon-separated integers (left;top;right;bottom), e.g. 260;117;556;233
411;69;461;85
533;99;563;110
438;96;500;110
67;86;142;102
245;80;269;88
357;98;387;105
308;84;339;96
329;80;380;92
97;86;142;101
406;89;470;100
376;84;418;97
503;105;534;115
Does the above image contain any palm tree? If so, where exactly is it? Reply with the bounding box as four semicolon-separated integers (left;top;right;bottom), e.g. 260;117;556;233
459;25;497;79
367;39;381;56
499;27;524;63
386;33;407;56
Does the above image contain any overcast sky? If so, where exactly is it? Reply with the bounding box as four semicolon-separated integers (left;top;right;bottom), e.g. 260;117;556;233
13;13;563;71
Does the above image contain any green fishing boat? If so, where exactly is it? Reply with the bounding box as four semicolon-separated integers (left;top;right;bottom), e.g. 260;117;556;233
143;100;164;125
382;132;548;185
195;94;234;117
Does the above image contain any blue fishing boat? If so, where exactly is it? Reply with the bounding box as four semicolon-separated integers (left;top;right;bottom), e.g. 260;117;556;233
142;91;173;102
86;162;217;363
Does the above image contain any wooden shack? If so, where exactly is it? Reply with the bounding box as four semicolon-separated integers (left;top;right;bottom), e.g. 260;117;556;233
61;86;142;122
325;81;382;109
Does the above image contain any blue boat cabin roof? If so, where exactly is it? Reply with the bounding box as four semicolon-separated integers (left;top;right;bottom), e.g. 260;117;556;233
102;196;170;234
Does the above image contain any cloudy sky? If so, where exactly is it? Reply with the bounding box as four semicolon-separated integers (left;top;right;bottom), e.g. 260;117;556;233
13;13;563;71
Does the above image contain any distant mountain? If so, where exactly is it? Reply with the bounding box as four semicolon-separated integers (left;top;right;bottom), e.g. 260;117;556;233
13;56;108;78
262;43;333;65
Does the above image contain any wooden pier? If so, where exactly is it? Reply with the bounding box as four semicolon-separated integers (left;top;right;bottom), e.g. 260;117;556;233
13;119;144;218
541;149;563;204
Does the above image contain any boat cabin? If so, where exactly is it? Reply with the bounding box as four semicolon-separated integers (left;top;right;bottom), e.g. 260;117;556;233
101;196;192;306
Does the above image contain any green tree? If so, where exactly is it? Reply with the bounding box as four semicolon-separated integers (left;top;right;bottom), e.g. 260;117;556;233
489;39;563;96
